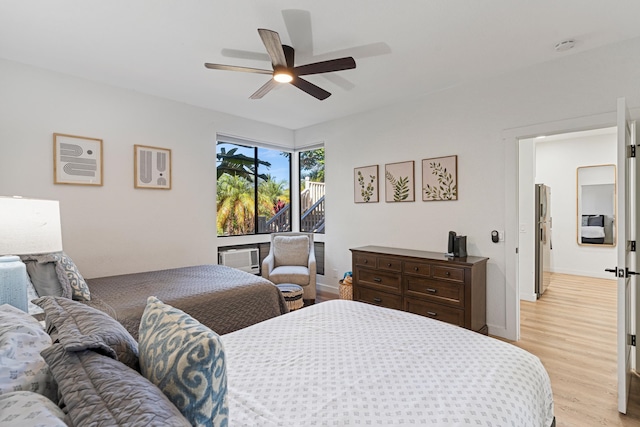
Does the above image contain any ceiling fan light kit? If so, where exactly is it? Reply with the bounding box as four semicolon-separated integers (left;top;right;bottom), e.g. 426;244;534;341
204;28;356;100
273;68;293;83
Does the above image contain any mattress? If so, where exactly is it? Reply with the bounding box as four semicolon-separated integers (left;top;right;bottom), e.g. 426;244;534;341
222;300;554;426
86;264;288;340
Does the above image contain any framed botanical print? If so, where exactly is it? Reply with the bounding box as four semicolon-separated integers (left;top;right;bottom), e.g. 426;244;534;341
134;145;172;189
385;161;415;202
354;165;379;203
53;133;103;186
422;155;458;201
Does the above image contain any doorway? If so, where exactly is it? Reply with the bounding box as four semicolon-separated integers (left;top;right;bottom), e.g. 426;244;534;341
517;127;617;301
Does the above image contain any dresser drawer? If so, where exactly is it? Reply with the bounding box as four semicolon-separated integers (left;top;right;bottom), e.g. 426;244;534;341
356;268;402;293
354;253;377;267
432;265;465;283
404;276;464;308
404;260;431;277
376;256;402;272
356;287;403;310
404;298;465;327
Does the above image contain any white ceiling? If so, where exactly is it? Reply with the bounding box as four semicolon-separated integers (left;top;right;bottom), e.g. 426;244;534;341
3;1;640;130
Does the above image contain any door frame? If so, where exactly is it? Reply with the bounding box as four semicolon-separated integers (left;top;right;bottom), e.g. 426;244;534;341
502;111;618;340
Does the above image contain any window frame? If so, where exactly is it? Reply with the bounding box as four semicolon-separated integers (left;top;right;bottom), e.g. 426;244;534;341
216;136;292;237
298;146;325;235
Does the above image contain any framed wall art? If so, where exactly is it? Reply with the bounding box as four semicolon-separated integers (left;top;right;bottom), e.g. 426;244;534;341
422;155;458;201
53;133;103;186
385;161;415;202
134;145;172;190
354;165;379;203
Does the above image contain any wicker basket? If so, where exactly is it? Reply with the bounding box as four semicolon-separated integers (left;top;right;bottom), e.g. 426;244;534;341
339;279;353;300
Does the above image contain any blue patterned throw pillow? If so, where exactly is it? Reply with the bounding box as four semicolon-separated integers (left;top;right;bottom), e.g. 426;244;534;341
139;297;228;427
59;252;91;301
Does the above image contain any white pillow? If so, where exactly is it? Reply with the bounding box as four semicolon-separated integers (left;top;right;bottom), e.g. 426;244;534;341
0;391;66;426
0;304;56;401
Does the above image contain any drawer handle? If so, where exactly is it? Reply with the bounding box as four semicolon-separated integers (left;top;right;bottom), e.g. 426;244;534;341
426;288;437;293
445;271;450;276
427;311;438;317
373;298;382;303
387;263;392;267
364;259;368;264
373;277;382;283
414;267;419;271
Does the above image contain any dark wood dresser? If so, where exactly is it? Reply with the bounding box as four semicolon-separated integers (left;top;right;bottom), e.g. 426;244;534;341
350;246;489;334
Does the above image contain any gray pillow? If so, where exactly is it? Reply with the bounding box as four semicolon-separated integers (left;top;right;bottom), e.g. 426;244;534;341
41;344;190;427
34;296;139;371
25;261;68;298
21;252;91;301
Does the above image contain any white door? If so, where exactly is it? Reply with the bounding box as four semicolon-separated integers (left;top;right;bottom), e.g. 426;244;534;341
616;97;637;414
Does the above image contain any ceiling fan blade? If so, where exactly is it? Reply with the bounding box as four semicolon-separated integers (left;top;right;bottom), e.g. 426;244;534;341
283;45;295;68
258;29;287;67
294;57;356;76
204;63;272;75
290;77;331;100
249;79;279;99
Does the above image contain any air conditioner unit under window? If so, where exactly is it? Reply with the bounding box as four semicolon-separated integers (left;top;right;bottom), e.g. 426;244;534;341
218;248;260;274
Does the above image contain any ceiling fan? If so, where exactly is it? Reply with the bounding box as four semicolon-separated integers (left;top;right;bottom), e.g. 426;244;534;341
204;29;356;100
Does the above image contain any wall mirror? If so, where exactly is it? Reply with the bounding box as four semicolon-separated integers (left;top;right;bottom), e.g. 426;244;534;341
577;164;616;246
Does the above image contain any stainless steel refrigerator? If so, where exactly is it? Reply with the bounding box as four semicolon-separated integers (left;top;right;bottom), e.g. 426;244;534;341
535;184;552;298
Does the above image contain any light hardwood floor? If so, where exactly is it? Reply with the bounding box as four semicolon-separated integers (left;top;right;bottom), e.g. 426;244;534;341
506;273;640;426
319;275;640;426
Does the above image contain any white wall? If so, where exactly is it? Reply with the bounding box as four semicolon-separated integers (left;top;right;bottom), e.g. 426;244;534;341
535;132;617;280
3;35;640;338
0;58;294;278
295;36;640;337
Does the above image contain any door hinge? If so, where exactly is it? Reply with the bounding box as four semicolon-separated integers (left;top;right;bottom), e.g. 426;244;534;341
631;335;636;347
628;144;636;158
631;241;637;252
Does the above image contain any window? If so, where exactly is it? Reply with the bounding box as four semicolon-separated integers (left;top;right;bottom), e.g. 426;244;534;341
299;147;325;233
216;140;291;236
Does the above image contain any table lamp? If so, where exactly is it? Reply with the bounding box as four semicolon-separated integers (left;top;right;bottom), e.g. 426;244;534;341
0;196;62;312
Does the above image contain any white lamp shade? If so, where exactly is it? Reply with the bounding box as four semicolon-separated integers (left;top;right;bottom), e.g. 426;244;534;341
0;197;63;255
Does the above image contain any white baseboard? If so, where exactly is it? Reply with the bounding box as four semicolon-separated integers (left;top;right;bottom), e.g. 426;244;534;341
520;292;537;302
317;282;339;295
487;324;511;340
552;267;613;280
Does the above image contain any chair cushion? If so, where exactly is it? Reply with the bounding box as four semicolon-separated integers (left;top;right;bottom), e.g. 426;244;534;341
273;235;309;267
270;265;311;286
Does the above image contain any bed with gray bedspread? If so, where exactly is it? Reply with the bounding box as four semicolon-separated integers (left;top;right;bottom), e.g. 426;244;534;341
86;264;288;340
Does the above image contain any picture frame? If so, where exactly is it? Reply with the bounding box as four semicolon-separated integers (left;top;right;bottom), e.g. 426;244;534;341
422;155;458;201
53;133;103;186
385;161;415;202
134;145;172;190
354;165;379;203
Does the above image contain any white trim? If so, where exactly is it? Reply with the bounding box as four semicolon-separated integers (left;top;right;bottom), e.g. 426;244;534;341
217;132;293;152
296;141;325;151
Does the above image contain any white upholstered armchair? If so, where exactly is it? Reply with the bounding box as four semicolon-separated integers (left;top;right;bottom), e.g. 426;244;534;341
261;232;316;303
